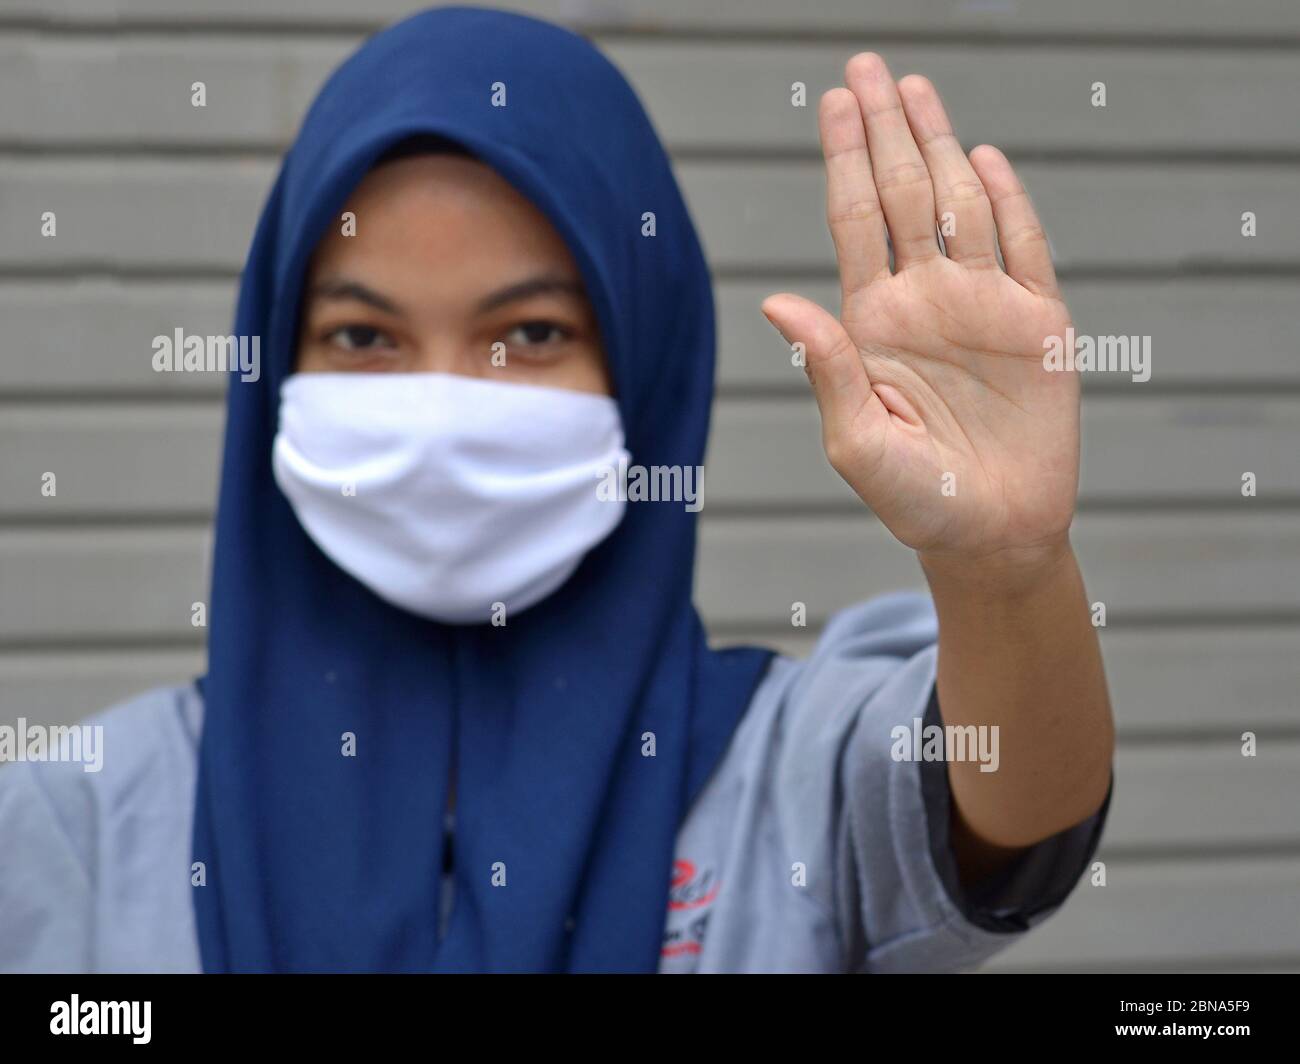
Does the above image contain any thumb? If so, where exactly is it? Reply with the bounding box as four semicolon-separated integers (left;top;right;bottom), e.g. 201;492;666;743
761;292;876;437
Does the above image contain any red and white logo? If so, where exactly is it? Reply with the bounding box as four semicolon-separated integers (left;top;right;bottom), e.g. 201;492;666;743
662;859;718;958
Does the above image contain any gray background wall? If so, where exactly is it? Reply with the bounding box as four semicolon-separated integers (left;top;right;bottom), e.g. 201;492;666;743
1;0;1297;971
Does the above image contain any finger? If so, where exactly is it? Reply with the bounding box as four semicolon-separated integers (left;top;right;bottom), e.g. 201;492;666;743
844;52;940;270
896;75;999;269
761;293;882;438
819;88;890;295
969;145;1061;298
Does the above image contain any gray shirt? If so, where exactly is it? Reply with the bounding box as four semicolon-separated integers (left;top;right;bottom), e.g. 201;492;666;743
0;591;1107;973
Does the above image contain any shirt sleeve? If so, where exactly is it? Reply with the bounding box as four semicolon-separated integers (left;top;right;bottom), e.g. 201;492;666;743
775;591;1111;972
0;685;205;974
916;687;1112;936
0;761;95;973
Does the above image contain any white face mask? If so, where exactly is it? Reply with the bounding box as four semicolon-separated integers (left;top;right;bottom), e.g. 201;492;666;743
272;372;630;624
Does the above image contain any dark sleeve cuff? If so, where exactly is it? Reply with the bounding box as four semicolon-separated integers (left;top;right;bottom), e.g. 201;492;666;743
917;685;1114;935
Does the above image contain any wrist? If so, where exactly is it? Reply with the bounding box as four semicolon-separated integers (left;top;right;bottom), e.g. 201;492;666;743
918;535;1076;599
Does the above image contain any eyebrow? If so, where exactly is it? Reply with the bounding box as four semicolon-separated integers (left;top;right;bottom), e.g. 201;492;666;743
475;274;587;313
307;278;404;316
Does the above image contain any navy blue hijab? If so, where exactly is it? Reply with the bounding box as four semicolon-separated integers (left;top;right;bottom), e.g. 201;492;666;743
193;6;773;972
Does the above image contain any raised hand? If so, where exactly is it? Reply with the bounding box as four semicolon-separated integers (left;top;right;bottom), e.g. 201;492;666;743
763;53;1078;568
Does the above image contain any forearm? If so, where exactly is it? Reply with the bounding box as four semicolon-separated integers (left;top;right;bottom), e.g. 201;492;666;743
919;539;1115;854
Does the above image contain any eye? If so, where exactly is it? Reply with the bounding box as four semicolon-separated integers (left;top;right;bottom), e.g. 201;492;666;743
325;324;397;351
503;321;570;347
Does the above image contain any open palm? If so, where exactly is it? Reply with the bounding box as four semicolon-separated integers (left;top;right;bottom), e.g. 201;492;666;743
763;54;1078;564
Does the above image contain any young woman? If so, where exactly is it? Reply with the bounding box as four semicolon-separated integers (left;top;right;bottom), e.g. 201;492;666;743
0;7;1113;973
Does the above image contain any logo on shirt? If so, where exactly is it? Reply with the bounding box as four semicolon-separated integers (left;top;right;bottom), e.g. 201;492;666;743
661;859;718;958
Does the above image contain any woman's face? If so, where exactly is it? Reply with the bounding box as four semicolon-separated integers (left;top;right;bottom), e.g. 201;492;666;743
296;153;613;396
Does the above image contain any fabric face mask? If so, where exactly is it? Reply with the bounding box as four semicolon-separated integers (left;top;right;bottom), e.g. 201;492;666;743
271;372;630;624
